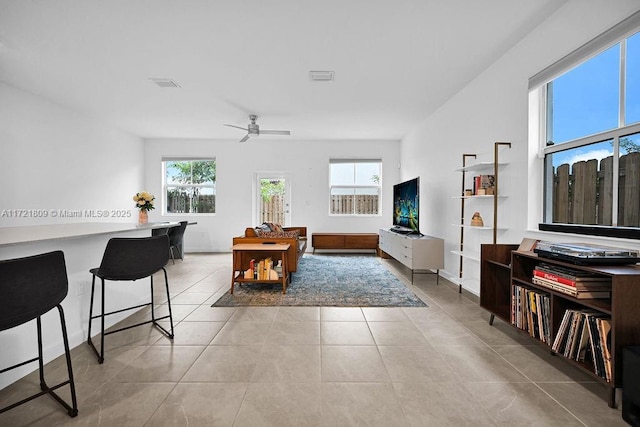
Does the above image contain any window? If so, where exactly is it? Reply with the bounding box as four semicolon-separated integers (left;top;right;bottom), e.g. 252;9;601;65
547;44;619;144
163;158;216;214
531;11;640;239
627;32;640;125
329;159;381;215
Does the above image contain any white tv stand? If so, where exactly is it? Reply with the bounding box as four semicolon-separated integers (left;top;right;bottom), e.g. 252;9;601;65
379;228;444;283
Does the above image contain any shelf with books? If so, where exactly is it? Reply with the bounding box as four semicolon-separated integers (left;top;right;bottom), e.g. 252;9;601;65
531;274;611;300
231;243;290;294
512;283;552;344
552;309;613;383
513;276;613;314
455;142;511;294
489;248;640;408
510;252;614;314
235;257;283;281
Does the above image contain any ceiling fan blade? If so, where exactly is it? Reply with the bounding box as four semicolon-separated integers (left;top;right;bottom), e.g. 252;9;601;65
260;130;291;136
224;124;248;131
239;134;250;143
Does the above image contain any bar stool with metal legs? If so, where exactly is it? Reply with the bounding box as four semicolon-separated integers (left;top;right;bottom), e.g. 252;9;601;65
87;234;174;363
0;251;78;417
168;221;188;264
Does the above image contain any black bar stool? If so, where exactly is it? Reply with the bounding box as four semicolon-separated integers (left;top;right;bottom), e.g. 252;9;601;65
0;251;78;417
87;235;174;363
168;221;188;264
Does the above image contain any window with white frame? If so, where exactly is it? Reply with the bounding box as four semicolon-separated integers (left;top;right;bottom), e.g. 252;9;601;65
530;11;640;239
163;158;216;214
329;159;381;215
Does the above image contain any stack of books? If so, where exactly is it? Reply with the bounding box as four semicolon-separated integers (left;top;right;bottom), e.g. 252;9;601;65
531;263;611;299
472;174;495;195
552;309;612;381
512;284;552;344
245;258;279;280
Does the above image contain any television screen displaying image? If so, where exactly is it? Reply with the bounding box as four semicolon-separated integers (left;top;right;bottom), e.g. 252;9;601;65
392;177;419;233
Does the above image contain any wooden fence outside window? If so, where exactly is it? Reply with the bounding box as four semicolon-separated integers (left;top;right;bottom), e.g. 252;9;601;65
260;195;285;224
330;195;379;215
167;193;215;213
258;194;380;224
553;152;640;226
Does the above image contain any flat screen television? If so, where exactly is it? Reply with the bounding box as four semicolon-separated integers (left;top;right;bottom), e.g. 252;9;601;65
392;177;420;234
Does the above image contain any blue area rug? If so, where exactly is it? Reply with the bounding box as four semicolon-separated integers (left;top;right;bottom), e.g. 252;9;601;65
212;254;427;307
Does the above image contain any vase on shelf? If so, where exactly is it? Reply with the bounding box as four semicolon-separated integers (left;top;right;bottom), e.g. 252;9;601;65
138;210;148;224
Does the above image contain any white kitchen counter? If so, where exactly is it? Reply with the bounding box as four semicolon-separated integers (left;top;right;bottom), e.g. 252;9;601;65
0;221;179;390
0;222;178;247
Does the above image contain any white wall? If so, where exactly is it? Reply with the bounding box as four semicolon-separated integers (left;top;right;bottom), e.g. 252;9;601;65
400;0;640;295
0;82;144;225
144;138;400;252
0;82;148;388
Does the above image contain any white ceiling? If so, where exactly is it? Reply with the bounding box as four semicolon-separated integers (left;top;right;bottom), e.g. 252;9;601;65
0;0;568;141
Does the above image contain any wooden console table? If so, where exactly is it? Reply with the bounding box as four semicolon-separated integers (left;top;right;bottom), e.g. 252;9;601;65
231;243;290;294
311;233;379;254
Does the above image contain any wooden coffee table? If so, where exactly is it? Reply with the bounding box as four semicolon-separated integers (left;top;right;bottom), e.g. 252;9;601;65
231;243;290;294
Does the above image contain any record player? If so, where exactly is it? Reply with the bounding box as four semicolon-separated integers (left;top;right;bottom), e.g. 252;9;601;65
534;242;640;265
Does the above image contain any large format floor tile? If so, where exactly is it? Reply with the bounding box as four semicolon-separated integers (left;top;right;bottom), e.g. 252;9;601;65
0;253;625;426
321;345;390;382
320;321;375;345
145;382;248;426
235;382;322;427
394;382;497;426
250;345;321;383
322;382;409;426
182;345;263;382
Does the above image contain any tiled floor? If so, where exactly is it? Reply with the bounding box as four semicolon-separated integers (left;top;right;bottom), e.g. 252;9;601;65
0;253;628;426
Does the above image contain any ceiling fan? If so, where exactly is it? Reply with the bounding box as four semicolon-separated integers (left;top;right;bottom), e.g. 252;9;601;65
224;114;291;142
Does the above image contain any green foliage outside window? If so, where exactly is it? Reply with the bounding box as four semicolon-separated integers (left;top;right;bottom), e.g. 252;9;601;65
165;159;216;214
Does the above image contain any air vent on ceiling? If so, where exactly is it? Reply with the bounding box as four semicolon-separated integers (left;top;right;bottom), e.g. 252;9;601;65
149;78;181;88
309;70;334;82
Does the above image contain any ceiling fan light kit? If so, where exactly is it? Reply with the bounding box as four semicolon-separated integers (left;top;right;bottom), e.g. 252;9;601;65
224;115;291;143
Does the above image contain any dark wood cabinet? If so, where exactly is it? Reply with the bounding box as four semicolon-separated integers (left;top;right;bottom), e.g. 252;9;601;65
480;244;640;407
480;244;518;324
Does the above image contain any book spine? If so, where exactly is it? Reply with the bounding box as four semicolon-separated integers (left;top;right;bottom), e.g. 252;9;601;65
533;269;576;287
532;277;611;299
596;318;613;382
558;310;576;355
265;257;272;280
534;268;611;286
532;276;577;296
586;314;606;380
552;310;572;352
